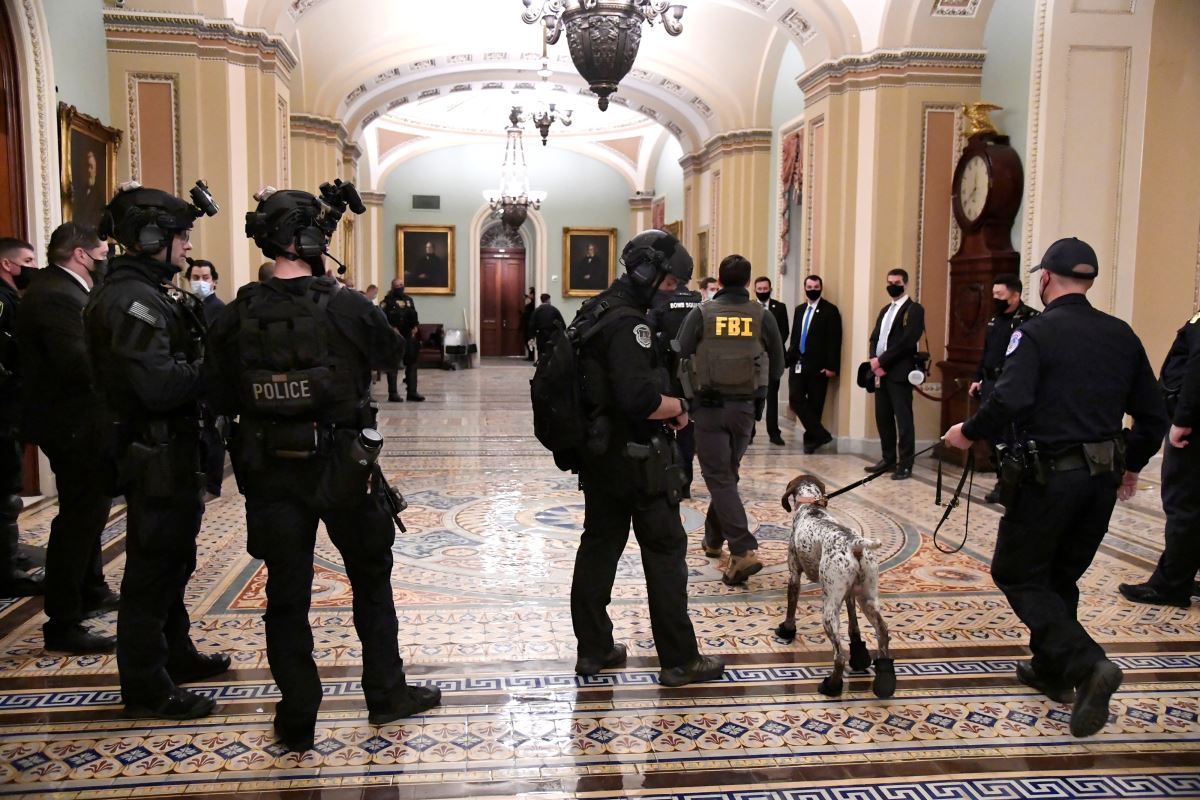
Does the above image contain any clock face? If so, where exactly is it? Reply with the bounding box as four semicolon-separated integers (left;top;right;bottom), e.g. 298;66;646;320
959;154;990;222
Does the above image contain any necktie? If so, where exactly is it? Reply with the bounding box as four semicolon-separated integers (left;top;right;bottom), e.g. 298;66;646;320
800;304;814;354
878;302;899;356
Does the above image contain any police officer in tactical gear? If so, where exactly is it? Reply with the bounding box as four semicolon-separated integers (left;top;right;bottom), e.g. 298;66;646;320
85;181;229;720
1119;309;1200;608
381;278;423;402
944;237;1168;739
570;229;724;687
676;255;785;585
207;183;439;753
969;273;1039;504
0;237;43;596
648;277;702;498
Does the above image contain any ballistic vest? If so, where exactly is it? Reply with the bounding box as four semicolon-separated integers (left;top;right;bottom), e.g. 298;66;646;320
689;297;768;400
235;278;360;422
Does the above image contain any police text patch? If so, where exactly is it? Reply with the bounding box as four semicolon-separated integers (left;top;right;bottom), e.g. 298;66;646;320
1006;331;1022;356
634;323;652;349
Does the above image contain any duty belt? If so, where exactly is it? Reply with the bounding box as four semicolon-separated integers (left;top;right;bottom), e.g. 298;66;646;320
1045;449;1088;473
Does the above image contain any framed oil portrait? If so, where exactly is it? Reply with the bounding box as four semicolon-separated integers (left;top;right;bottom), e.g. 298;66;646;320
664;220;682;241
396;225;455;295
696;228;710;278
58;103;121;229
563;227;616;297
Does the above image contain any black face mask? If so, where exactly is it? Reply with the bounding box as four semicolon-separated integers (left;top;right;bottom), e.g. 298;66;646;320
756;291;771;302
992;297;1012;316
13;270;32;291
391;287;405;298
805;289;821;302
886;284;904;298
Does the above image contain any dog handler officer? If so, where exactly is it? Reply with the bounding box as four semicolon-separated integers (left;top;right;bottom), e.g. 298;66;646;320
943;237;1167;739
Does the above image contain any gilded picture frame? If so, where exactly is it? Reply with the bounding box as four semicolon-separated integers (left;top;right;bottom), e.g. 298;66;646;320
396;224;455;295
58;102;122;229
563;227;617;297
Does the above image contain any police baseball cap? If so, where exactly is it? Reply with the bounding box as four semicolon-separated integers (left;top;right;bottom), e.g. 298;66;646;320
1029;237;1099;279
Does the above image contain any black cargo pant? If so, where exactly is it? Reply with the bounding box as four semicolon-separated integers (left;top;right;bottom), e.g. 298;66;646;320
243;461;407;735
200;419;226;497
873;378;915;468
694;402;757;556
39;426;112;630
1146;439;1200;599
117;436;204;706
573;466;699;670
990;466;1118;686
386;336;420;397
1;434;26;578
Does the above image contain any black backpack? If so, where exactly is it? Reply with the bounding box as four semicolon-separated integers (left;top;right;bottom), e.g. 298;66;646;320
530;299;640;471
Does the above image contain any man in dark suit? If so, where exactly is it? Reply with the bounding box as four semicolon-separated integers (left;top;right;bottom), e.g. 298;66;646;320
185;258;226;500
405;241;446;288
866;268;925;480
753;276;790;446
18;222;117;653
786;274;842;454
571;242;604;291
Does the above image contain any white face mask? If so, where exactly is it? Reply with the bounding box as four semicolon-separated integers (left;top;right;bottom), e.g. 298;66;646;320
191;280;213;298
705;288;717;300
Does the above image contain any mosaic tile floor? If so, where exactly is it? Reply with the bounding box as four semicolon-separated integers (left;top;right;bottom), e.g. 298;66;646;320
1;363;1197;799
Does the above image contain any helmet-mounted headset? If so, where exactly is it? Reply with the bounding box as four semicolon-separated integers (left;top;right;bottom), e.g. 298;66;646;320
245;179;365;274
99;180;219;254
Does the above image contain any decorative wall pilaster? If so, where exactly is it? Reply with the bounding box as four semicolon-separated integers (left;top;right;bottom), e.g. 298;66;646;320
795;48;986;453
104;9;296;293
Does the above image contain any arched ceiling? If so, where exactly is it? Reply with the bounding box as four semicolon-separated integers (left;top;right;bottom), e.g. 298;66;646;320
199;0;999;158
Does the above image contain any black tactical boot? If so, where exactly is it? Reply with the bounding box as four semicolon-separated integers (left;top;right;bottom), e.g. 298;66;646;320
368;685;442;725
575;643;627;677
43;623;116;654
126;688;217;721
659;655;725;687
1016;660;1075;704
168;652;233;684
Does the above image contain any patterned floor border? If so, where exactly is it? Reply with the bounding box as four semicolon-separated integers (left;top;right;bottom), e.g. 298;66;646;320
577;771;1200;800
2;654;1199;712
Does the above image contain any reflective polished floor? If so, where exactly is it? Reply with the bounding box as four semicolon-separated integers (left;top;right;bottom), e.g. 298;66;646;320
1;363;1198;799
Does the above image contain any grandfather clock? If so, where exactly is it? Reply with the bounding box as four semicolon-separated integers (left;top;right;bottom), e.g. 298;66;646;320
939;104;1024;465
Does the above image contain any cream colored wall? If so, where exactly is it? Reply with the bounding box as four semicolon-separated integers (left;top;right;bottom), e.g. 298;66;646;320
1022;0;1155;319
105;28;291;295
799;65;982;454
1131;0;1200;368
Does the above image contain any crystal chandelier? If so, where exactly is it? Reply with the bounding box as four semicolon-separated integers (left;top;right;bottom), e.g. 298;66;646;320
529;25;573;145
483;107;547;231
521;0;686;111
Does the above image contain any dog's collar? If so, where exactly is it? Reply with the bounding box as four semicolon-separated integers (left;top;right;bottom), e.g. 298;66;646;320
793;496;828;509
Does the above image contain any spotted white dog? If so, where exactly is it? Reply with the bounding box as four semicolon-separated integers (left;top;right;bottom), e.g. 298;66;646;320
775;474;895;698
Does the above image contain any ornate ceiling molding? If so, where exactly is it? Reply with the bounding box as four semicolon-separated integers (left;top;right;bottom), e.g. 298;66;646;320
931;0;983;17
290;113;348;145
798;48;986;104
359;190;387;207
680;128;773;176
103;9;298;75
339;50;712;144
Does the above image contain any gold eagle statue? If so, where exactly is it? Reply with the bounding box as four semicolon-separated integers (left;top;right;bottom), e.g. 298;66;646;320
962;102;1003;138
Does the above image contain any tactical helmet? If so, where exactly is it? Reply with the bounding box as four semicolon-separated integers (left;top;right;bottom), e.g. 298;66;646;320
99;180;218;254
245;189;326;261
245;180;365;271
621;230;693;287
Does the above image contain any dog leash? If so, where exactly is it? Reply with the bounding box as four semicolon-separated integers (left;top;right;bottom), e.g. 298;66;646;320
824;440;943;502
822;440;976;554
932;447;976;554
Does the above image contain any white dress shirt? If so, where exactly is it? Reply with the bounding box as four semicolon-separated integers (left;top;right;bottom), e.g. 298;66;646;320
53;264;91;294
876;295;907;356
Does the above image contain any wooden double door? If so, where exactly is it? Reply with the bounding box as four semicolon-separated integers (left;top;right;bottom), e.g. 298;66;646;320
479;247;528;357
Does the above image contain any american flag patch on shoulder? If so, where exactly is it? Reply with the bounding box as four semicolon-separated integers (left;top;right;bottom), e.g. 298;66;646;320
126;300;161;327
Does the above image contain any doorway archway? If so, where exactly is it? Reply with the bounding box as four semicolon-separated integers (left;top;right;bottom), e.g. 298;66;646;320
479;223;528;357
